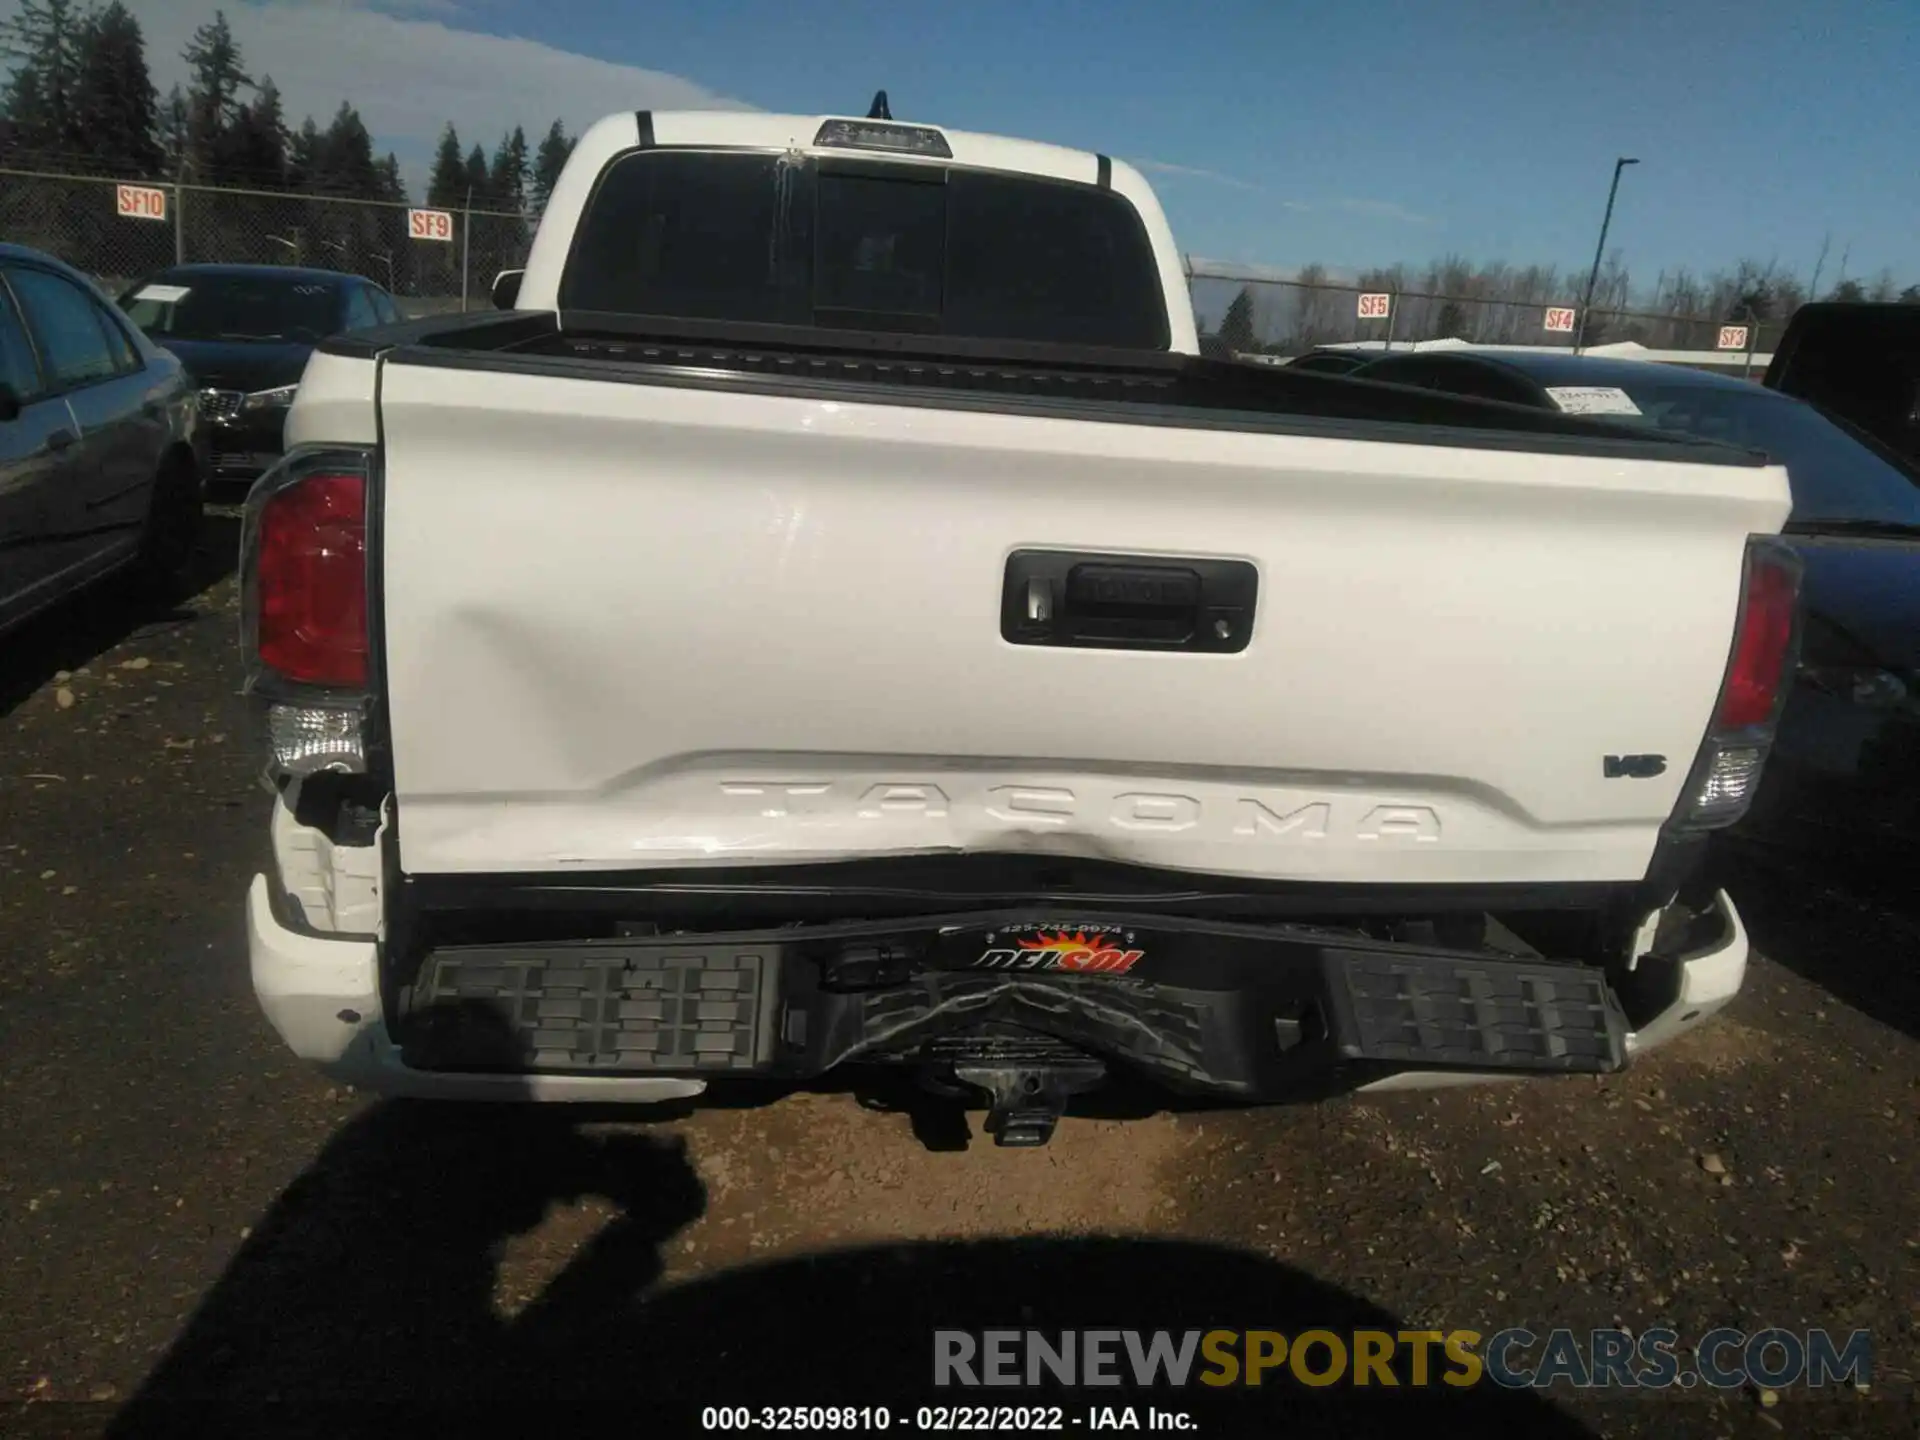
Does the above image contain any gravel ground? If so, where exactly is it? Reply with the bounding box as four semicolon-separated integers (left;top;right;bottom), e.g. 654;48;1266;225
0;538;1914;1438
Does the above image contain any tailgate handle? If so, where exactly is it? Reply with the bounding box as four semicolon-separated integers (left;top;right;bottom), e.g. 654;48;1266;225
1002;550;1256;653
1063;563;1201;641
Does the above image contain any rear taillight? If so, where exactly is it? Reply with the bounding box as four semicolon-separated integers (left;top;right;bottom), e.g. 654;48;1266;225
1715;553;1797;728
241;448;374;782
257;472;367;687
1676;538;1803;829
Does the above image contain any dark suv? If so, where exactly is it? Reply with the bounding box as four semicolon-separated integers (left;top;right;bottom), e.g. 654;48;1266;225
119;264;403;485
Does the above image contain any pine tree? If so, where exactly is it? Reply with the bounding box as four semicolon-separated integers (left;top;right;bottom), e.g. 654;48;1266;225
366;149;409;293
223;73;286;187
373;152;406;205
157;82;188;172
531;118;573;214
182;9;252;181
1;0;86;165
426;123;464;208
286;114;321;190
71;1;159;176
419;123;467;295
316;100;375;192
1217;287;1256;354
489;125;529;214
463;141;490;208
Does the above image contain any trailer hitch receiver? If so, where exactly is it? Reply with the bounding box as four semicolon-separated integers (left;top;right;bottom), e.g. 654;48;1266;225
951;1054;1108;1147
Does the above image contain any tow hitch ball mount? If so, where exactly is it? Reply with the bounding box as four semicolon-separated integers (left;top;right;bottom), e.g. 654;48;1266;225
948;1056;1109;1148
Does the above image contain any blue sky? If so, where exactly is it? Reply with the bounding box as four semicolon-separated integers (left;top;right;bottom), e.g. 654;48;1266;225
127;0;1920;286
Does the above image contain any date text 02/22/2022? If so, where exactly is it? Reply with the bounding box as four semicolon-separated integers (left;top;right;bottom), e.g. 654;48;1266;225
701;1405;1195;1432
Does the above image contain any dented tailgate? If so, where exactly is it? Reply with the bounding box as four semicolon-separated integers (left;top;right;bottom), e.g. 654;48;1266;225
374;357;1790;886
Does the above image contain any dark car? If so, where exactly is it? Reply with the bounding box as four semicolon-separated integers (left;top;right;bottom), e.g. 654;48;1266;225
1765;301;1920;468
0;243;202;637
1347;346;1920;863
1285;348;1375;376
118;264;402;486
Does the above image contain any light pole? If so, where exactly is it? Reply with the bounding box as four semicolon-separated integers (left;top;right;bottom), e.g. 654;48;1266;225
1575;156;1638;353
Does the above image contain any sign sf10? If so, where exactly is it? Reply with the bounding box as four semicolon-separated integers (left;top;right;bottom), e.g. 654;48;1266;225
116;184;167;222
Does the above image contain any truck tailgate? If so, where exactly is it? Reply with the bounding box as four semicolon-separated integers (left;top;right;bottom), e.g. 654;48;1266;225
375;360;1790;884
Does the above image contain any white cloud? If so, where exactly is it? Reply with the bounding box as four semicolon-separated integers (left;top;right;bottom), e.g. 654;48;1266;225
113;0;752;192
1186;257;1361;285
1281;197;1432;226
280;0;467;15
1125;157;1428;226
1129;158;1263;193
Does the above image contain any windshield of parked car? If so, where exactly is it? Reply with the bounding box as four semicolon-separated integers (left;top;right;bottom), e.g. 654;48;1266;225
1572;378;1920;527
120;274;342;343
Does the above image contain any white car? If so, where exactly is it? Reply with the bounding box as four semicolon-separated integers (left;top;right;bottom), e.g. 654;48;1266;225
238;105;1797;1145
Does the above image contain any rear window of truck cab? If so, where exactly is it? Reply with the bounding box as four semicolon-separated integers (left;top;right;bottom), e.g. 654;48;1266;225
559;149;1171;350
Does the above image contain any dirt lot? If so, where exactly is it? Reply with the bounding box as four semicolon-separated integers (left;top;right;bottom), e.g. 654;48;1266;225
1;542;1915;1437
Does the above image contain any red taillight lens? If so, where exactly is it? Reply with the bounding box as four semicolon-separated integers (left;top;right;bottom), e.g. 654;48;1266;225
256;472;368;688
1715;546;1799;729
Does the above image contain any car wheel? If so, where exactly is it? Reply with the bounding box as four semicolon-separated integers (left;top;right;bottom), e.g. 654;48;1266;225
132;449;205;597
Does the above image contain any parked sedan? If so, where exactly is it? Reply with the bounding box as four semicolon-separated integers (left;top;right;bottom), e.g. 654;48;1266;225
1347;347;1920;864
118;264;403;486
1285;348;1375;376
0;244;202;638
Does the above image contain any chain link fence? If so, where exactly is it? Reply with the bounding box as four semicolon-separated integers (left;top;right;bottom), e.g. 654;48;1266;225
1186;262;1783;365
3;167;1792;360
1;168;532;313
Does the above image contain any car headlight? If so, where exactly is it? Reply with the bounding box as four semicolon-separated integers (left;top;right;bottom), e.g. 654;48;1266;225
242;384;299;412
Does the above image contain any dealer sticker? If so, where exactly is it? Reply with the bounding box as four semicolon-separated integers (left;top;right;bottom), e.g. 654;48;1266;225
132;283;191;304
962;926;1145;975
1544;385;1643;416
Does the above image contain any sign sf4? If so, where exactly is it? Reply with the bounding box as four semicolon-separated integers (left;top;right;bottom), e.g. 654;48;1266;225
971;928;1145;975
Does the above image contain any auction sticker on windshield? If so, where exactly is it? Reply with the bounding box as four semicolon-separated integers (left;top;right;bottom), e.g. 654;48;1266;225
1544;386;1643;416
133;284;191;304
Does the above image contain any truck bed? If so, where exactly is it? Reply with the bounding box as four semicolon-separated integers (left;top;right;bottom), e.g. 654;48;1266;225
323;314;1788;889
360;309;1771;461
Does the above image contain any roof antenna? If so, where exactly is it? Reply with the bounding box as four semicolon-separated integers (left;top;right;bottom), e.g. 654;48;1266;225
867;90;891;120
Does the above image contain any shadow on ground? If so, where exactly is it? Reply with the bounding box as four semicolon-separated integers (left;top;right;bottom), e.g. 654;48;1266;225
0;511;240;718
81;1015;1599;1437
1713;839;1920;1041
617;1063;1259;1155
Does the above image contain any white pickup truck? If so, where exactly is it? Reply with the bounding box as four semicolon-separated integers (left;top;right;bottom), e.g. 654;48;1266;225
241;106;1800;1145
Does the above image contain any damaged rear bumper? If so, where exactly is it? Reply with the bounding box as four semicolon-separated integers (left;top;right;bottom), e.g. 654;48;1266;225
247;875;1750;1118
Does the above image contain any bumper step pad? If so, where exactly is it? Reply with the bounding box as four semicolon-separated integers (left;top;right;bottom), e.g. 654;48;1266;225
401;944;776;1072
1322;951;1627;1072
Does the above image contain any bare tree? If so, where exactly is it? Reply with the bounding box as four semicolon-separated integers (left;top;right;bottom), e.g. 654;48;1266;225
1288;263;1333;351
1806;233;1831;302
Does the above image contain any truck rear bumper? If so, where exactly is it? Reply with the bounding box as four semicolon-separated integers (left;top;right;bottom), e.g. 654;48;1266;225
247;873;1749;1108
246;875;705;1103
